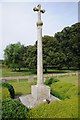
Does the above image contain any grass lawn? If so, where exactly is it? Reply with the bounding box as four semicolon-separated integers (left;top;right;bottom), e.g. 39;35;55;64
5;75;78;97
6;79;36;96
1;67;36;77
56;75;78;86
1;66;79;77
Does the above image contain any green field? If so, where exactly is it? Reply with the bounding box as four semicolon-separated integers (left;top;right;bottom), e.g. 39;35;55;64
1;66;79;77
4;75;78;97
5;79;36;96
56;75;78;86
1;67;36;77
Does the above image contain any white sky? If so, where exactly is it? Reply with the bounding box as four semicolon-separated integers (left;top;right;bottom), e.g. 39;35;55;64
0;1;78;59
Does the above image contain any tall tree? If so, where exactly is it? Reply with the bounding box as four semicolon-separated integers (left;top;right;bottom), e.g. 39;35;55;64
23;45;37;70
55;22;80;69
4;42;25;71
4;22;80;71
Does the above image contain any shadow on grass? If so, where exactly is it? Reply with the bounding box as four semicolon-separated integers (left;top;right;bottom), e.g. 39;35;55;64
44;69;80;74
12;69;37;74
15;69;68;74
11;68;79;75
44;70;68;74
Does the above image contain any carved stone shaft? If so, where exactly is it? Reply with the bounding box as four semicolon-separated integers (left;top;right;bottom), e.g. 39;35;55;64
33;4;45;85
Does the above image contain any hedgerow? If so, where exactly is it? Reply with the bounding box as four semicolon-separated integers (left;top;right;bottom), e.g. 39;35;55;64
44;77;59;86
2;87;10;100
29;97;78;118
2;98;29;119
2;82;15;99
51;81;78;99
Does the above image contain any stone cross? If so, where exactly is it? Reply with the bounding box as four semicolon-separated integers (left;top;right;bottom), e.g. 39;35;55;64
33;4;45;85
19;5;58;108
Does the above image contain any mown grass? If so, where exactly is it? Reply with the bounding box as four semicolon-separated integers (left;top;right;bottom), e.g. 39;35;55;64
56;75;78;86
6;79;36;96
2;67;36;77
1;66;79;77
5;75;78;97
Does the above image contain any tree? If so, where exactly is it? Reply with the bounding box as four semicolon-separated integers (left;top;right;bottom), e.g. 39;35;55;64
4;42;26;71
4;22;80;71
42;35;66;71
23;45;37;70
55;22;80;69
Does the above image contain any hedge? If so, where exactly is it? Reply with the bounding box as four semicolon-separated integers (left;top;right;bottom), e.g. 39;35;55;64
51;81;78;100
29;97;78;118
2;87;10;100
2;98;29;119
44;77;59;86
2;82;15;99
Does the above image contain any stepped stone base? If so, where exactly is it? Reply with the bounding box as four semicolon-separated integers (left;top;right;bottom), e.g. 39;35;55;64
19;85;60;108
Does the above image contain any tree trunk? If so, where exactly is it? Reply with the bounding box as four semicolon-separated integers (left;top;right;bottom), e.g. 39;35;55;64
18;68;20;71
45;68;47;73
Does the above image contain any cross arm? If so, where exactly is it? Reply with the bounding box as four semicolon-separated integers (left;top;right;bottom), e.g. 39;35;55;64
33;7;39;12
33;4;45;14
40;9;45;13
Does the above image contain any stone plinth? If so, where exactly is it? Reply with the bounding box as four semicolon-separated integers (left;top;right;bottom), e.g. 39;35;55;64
19;84;60;108
31;85;50;100
19;94;60;108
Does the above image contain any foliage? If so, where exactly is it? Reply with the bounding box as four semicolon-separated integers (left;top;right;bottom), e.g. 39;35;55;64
4;22;80;71
2;82;15;99
2;98;29;119
23;22;80;70
42;36;65;71
55;22;80;69
2;87;10;100
51;81;78;99
1;76;78;118
23;45;37;70
3;75;78;97
44;77;59;85
29;97;78;118
4;42;26;71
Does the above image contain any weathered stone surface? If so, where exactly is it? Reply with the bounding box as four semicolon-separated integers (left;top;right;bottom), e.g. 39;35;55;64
19;94;60;108
31;84;50;100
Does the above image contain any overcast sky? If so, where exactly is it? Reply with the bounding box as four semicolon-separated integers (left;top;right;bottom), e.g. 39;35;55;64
0;1;78;59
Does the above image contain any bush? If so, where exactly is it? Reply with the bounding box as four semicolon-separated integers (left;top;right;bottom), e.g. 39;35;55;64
2;98;29;119
2;87;10;100
44;77;59;85
2;83;15;99
51;81;78;100
29;97;78;118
